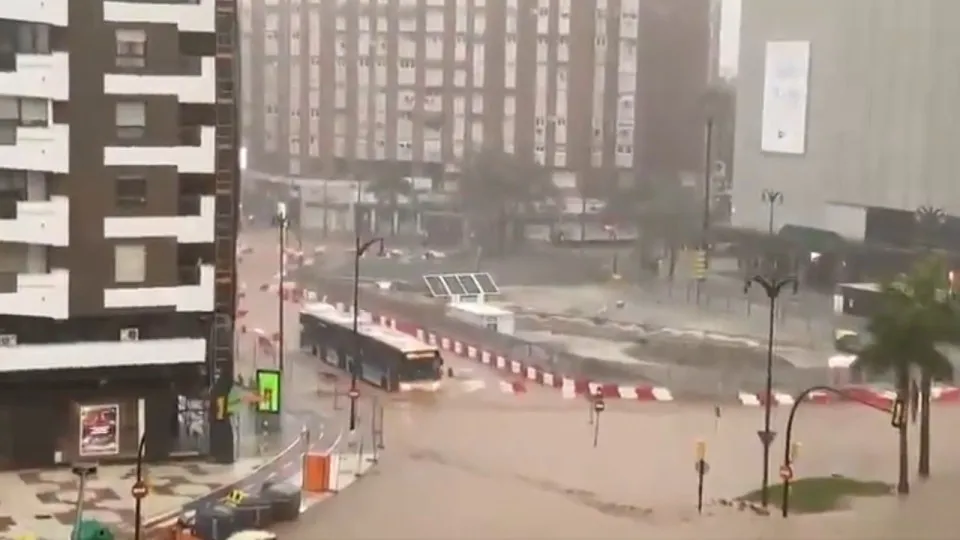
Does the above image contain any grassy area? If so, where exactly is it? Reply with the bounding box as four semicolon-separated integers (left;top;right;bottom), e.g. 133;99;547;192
738;476;893;514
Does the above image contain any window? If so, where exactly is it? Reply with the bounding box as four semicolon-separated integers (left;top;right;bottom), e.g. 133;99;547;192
0;170;26;219
18;98;47;127
116;29;147;68
116;101;146;139
114;244;146;284
0;98;17;145
16;23;49;54
116;175;147;210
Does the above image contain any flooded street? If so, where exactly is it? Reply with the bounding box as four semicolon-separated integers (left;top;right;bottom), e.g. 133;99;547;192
286;373;960;539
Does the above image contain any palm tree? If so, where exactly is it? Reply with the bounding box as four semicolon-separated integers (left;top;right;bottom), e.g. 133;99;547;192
368;172;413;235
459;147;554;255
914;205;946;479
854;257;957;494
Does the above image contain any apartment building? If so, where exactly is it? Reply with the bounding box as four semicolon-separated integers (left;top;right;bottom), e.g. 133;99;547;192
0;0;240;469
241;0;710;192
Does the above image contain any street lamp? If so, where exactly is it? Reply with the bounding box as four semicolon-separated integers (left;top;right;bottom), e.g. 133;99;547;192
274;202;289;373
132;434;148;540
744;273;798;507
761;190;783;234
350;235;385;431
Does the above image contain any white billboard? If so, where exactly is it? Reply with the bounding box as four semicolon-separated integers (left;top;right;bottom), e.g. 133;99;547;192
760;41;811;155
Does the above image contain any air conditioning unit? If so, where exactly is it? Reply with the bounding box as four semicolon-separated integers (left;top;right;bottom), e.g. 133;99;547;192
120;328;140;342
0;334;16;347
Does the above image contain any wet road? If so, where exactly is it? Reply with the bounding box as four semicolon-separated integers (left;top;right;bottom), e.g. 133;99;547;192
242;232;960;539
283;357;960;539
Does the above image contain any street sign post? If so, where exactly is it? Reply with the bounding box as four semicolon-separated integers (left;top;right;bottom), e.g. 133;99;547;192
130;481;148;499
592;393;605;448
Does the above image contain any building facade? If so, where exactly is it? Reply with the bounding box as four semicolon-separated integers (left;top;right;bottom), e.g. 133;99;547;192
733;0;960;246
0;0;239;469
240;0;710;192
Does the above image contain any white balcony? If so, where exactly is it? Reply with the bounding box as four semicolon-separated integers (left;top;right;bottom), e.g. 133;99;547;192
0;0;68;26
104;264;214;312
0;269;69;319
104;126;214;174
104;195;213;243
104;0;214;32
0;53;69;100
0;196;69;246
105;57;214;104
0;125;69;174
0;338;206;373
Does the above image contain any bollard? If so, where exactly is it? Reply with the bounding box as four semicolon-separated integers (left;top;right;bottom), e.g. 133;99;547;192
332;387;340;410
355;437;365;477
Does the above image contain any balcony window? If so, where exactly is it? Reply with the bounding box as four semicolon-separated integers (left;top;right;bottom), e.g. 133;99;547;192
0;170;26;219
114;244;146;284
116;29;147;68
116;101;146;139
16;23;49;54
115;175;147;212
0;99;16;145
18;98;47;127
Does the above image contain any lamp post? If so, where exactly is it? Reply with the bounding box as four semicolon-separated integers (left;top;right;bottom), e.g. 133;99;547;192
744;273;798;507
132;434;148;540
350;235;385;432
274;202;288;373
761;190;783;235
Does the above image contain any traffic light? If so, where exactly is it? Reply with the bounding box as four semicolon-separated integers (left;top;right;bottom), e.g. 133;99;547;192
693;250;707;281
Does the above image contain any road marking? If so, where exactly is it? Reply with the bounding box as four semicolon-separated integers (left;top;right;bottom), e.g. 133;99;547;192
460;379;486;393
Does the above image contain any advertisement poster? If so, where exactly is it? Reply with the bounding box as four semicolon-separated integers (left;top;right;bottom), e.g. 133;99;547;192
760;40;811;155
79;403;120;456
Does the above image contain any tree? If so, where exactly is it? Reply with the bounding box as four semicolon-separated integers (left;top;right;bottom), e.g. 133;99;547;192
367;171;413;235
914;205;947;479
854;257;957;494
605;175;701;279
458;147;554;254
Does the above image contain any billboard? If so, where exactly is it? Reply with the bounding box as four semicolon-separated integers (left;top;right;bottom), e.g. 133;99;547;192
79;403;120;456
760;41;811;155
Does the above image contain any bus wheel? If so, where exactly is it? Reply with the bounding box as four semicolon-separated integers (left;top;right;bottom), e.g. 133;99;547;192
380;375;387;388
311;345;317;356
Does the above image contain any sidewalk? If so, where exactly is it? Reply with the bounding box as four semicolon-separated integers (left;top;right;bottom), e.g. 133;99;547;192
0;459;268;540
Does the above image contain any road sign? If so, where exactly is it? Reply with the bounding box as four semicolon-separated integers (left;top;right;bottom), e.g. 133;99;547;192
131;481;148;499
256;369;282;414
593;399;605;412
779;464;793;481
694;460;710;475
348;389;360;400
757;430;777;446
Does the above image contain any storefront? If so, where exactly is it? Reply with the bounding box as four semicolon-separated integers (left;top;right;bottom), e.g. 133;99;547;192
0;364;201;470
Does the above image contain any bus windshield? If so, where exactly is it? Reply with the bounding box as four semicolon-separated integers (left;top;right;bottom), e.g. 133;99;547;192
399;351;441;381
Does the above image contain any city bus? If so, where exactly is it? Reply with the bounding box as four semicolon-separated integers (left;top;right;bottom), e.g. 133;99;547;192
299;302;443;391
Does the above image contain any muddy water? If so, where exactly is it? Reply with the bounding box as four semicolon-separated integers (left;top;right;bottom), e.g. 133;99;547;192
283;389;960;539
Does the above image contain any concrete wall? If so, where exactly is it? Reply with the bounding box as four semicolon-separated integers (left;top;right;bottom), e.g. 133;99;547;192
732;0;960;237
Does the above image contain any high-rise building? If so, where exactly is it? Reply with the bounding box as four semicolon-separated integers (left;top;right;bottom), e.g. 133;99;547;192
733;0;960;247
0;0;239;468
240;0;710;190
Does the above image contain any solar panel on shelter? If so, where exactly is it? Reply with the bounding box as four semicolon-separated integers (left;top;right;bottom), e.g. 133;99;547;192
423;275;448;297
441;275;467;295
457;274;482;295
473;272;500;294
423;272;501;298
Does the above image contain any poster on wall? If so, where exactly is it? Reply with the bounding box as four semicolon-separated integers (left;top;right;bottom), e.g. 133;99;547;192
79;403;120;456
760;40;812;155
